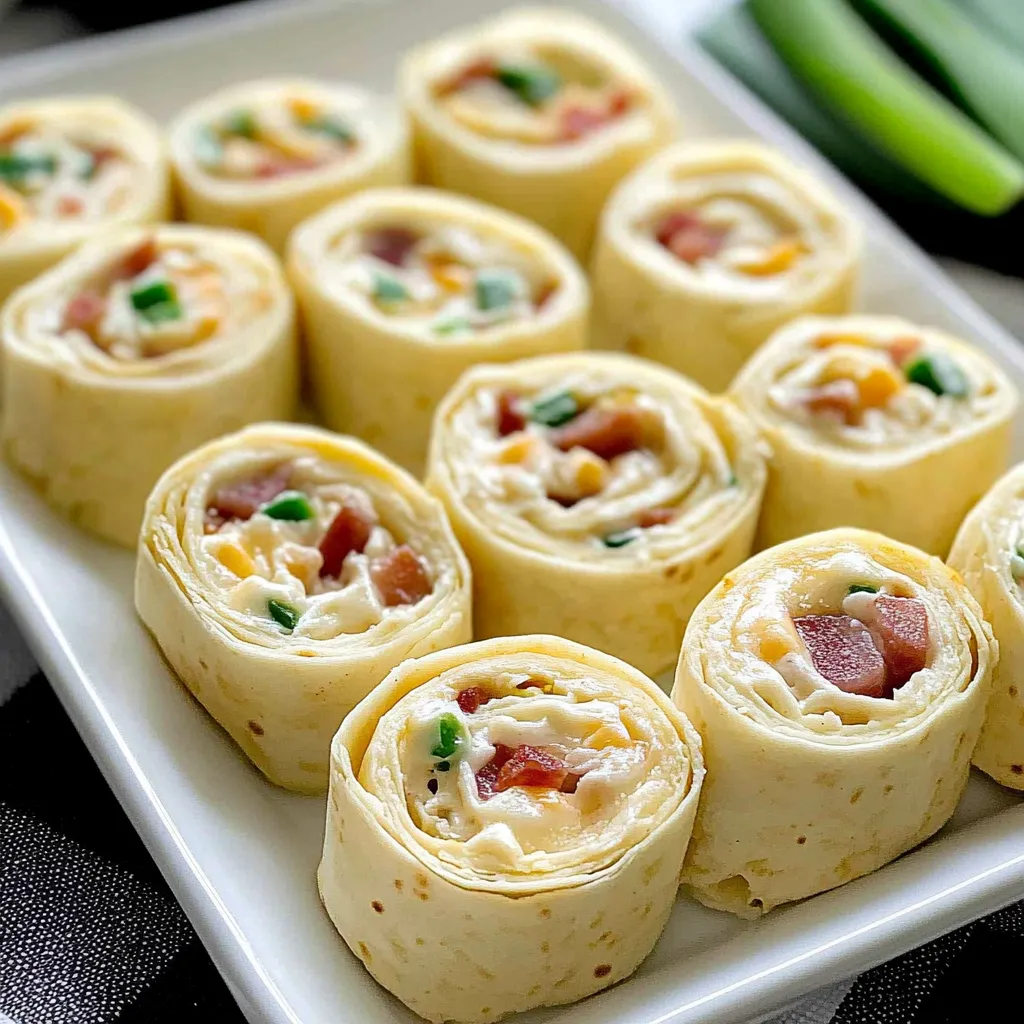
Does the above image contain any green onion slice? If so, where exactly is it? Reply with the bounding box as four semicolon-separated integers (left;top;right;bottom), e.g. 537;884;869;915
268;598;300;632
303;114;354;143
529;390;579;427
430;713;463;760
433;317;472;335
223;109;258;138
0;152;58;183
603;529;638;548
373;273;409;304
495;64;563;107
261;490;315;521
847;583;879;595
475;269;521;312
903;352;969;397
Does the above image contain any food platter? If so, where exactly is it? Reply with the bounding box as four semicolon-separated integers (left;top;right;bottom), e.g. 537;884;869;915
0;1;1023;1023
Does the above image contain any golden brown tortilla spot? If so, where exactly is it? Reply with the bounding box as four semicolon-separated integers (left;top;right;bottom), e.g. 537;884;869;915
594;964;612;978
625;335;644;354
358;942;372;964
797;836;807;845
1010;685;1019;699
371;900;384;914
481;1010;490;1018
540;941;549;953
850;787;863;805
815;771;838;787
642;901;652;917
642;859;662;884
589;912;604;930
415;937;425;946
884;784;894;794
853;480;875;498
1011;764;1023;775
707;546;725;564
539;907;551;919
416;873;429;888
394;879;403;891
414;393;433;412
477;967;495;981
247;720;264;736
198;658;208;670
416;891;429;901
528;985;542;997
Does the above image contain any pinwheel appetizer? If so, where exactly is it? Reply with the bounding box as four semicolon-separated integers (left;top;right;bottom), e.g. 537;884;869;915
730;315;1017;556
135;423;472;793
426;352;766;676
288;187;588;473
0;96;170;304
399;7;678;259
169;78;410;252
591;141;861;392
949;462;1024;790
318;634;704;1023
674;528;994;917
1;225;297;546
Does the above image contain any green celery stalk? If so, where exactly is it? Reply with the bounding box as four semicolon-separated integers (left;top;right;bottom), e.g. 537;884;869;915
954;0;1024;54
697;5;934;200
855;0;1024;162
749;0;1024;215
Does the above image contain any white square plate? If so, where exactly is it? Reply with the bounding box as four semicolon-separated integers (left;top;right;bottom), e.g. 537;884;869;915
1;2;1022;1022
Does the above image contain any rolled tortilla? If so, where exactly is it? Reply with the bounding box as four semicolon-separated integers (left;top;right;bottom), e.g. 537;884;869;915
135;423;472;793
426;352;766;676
399;7;678;259
1;224;297;546
288;186;588;474
318;633;704;1023
169;78;410;252
948;462;1024;789
591;141;861;392
673;527;994;917
0;96;170;304
729;315;1018;556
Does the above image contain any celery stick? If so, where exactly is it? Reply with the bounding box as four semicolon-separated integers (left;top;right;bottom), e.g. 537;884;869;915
697;5;934;200
856;0;1024;162
954;0;1024;54
749;0;1024;215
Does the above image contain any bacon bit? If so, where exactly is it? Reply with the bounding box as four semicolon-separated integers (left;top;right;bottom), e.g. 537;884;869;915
440;57;497;95
456;687;490;715
206;465;291;526
254;156;318;179
560;105;609;141
793;614;887;698
654;211;727;265
318;504;374;579
858;595;929;692
475;743;514;800
62;291;107;335
560;771;585;794
114;238;158;281
889;336;922;367
56;195;84;217
497;391;527;436
89;145;119;169
366;227;420;268
494;745;569;793
607;89;633;116
551;405;647;461
802;379;860;424
637;508;675;528
534;280;558;309
371;545;432;607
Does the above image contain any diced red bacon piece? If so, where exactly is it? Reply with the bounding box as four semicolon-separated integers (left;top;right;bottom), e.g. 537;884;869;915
857;595;929;692
802;379;860;424
559;105;610;141
560;771;585;794
371;545;432;607
495;744;570;793
607;89;633;117
318;504;374;579
534;280;558;309
793;614;887;698
551;405;647;461
654;211;727;265
89;145;120;169
475;743;514;800
441;57;497;94
497;390;527;436
889;335;922;367
56;195;84;217
365;227;420;267
206;464;291;526
112;238;158;282
456;687;490;715
254;156;318;179
637;507;675;529
62;291;107;335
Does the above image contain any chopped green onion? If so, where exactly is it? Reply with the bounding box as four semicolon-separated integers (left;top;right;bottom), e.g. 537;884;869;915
475;269;521;312
433;317;472;335
1011;552;1024;581
430;712;463;760
903;352;969;397
77;151;97;180
194;127;223;166
373;273;409;304
0;152;57;183
130;280;176;311
261;490;314;521
726;471;739;487
268;598;300;632
223;109;258;138
603;529;638;548
139;301;184;324
303;114;354;143
529;390;579;427
495;64;562;106
848;584;879;595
